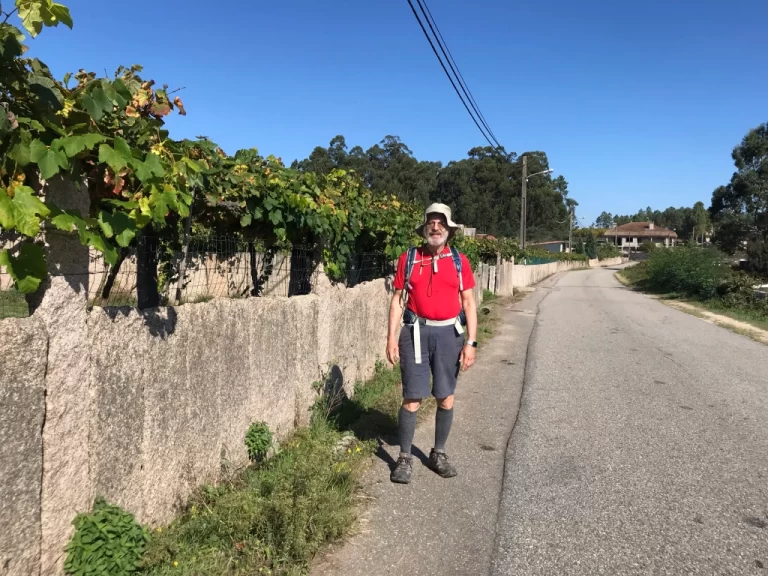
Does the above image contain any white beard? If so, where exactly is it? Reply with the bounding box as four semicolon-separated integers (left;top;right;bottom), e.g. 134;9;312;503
425;229;449;250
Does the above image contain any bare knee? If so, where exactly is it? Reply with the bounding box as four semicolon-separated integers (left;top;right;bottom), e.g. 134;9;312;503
402;398;422;412
436;395;454;410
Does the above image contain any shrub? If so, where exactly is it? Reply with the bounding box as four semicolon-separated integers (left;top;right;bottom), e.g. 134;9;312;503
638;241;657;253
523;247;588;263
597;244;621;260
450;233;481;268
64;497;149;576
746;238;768;279
451;234;523;267
645;247;730;299
245;422;273;462
584;234;598;259
717;272;757;307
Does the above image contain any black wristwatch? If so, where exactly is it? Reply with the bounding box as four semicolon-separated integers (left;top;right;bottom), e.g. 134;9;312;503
465;339;478;348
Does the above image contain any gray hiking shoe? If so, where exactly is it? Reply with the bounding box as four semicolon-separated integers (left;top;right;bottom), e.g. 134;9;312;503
427;449;457;478
390;454;414;484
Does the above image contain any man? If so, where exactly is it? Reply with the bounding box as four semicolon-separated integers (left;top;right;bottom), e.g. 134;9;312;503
386;203;478;484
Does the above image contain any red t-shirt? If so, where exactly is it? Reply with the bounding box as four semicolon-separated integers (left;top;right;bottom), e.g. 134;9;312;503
393;246;475;320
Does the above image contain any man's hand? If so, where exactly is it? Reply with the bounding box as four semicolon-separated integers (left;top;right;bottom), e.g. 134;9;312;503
387;336;400;365
459;344;476;371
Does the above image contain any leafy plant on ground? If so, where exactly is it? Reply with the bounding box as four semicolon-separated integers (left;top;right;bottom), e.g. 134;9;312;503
141;420;371;576
245;422;273;462
64;497;150;576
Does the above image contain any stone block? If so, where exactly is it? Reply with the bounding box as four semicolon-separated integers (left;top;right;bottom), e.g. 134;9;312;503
0;317;47;576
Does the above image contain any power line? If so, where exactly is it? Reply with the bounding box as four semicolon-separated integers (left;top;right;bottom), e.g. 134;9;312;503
405;0;501;152
417;0;503;149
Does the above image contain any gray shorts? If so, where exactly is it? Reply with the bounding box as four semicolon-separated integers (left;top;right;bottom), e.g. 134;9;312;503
399;322;464;399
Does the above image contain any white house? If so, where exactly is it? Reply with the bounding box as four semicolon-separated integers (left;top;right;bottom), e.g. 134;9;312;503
602;222;678;251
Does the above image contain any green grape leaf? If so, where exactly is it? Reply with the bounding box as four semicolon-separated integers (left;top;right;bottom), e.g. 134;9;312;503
97;210;136;247
98;144;128;173
11;186;50;237
0;243;47;294
0;188;15;229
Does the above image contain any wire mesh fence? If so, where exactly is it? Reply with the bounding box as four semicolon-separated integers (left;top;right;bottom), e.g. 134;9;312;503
87;236;319;308
0;234;31;320
346;252;395;288
1;231;393;316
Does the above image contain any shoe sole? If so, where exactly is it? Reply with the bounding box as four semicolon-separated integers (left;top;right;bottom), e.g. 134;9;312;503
390;476;411;484
427;464;457;478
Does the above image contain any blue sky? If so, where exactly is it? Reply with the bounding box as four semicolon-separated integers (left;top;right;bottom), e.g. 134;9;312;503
23;0;768;224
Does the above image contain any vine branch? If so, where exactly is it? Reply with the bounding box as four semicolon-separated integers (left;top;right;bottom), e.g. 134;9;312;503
2;6;19;24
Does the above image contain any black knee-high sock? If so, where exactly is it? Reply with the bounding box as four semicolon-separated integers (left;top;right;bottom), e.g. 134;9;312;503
398;407;418;456
434;407;454;452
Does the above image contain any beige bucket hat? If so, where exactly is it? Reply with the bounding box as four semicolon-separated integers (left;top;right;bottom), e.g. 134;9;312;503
415;202;460;237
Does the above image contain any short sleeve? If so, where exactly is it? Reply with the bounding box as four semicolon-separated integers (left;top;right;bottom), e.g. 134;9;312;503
393;252;407;290
459;254;475;291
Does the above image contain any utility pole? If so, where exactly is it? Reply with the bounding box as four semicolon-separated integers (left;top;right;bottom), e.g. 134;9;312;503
568;204;574;253
520;155;527;249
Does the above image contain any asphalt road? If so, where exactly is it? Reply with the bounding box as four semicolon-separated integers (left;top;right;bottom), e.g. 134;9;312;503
492;266;768;575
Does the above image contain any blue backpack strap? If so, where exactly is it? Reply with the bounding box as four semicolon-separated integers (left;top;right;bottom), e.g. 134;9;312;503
449;246;463;292
404;246;418;289
400;246;418;313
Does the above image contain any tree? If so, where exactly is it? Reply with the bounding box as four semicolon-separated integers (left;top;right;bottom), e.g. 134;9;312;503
691;201;710;246
584;233;598;259
710;122;768;269
594;211;614;228
294;139;576;241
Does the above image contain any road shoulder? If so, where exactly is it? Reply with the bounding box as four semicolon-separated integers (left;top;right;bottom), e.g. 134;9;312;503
311;276;559;576
615;270;768;345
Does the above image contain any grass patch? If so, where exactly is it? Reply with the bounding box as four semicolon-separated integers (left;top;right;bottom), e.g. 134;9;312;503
332;361;406;438
615;262;649;288
141;420;371;576
699;301;768;332
618;261;768;336
138;362;407;576
477;295;505;345
0;289;29;319
482;289;497;302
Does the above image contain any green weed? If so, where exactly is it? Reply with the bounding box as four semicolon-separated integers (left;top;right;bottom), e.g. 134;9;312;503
245;422;273;462
65;497;150;576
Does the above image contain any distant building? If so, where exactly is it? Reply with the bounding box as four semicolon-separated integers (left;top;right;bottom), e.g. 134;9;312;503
528;240;567;253
602;222;677;250
458;226;476;238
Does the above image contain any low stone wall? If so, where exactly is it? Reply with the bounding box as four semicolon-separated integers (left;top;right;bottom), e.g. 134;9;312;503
1;273;390;575
0;317;47;576
593;257;624;267
488;257;625;294
509;260;587;289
